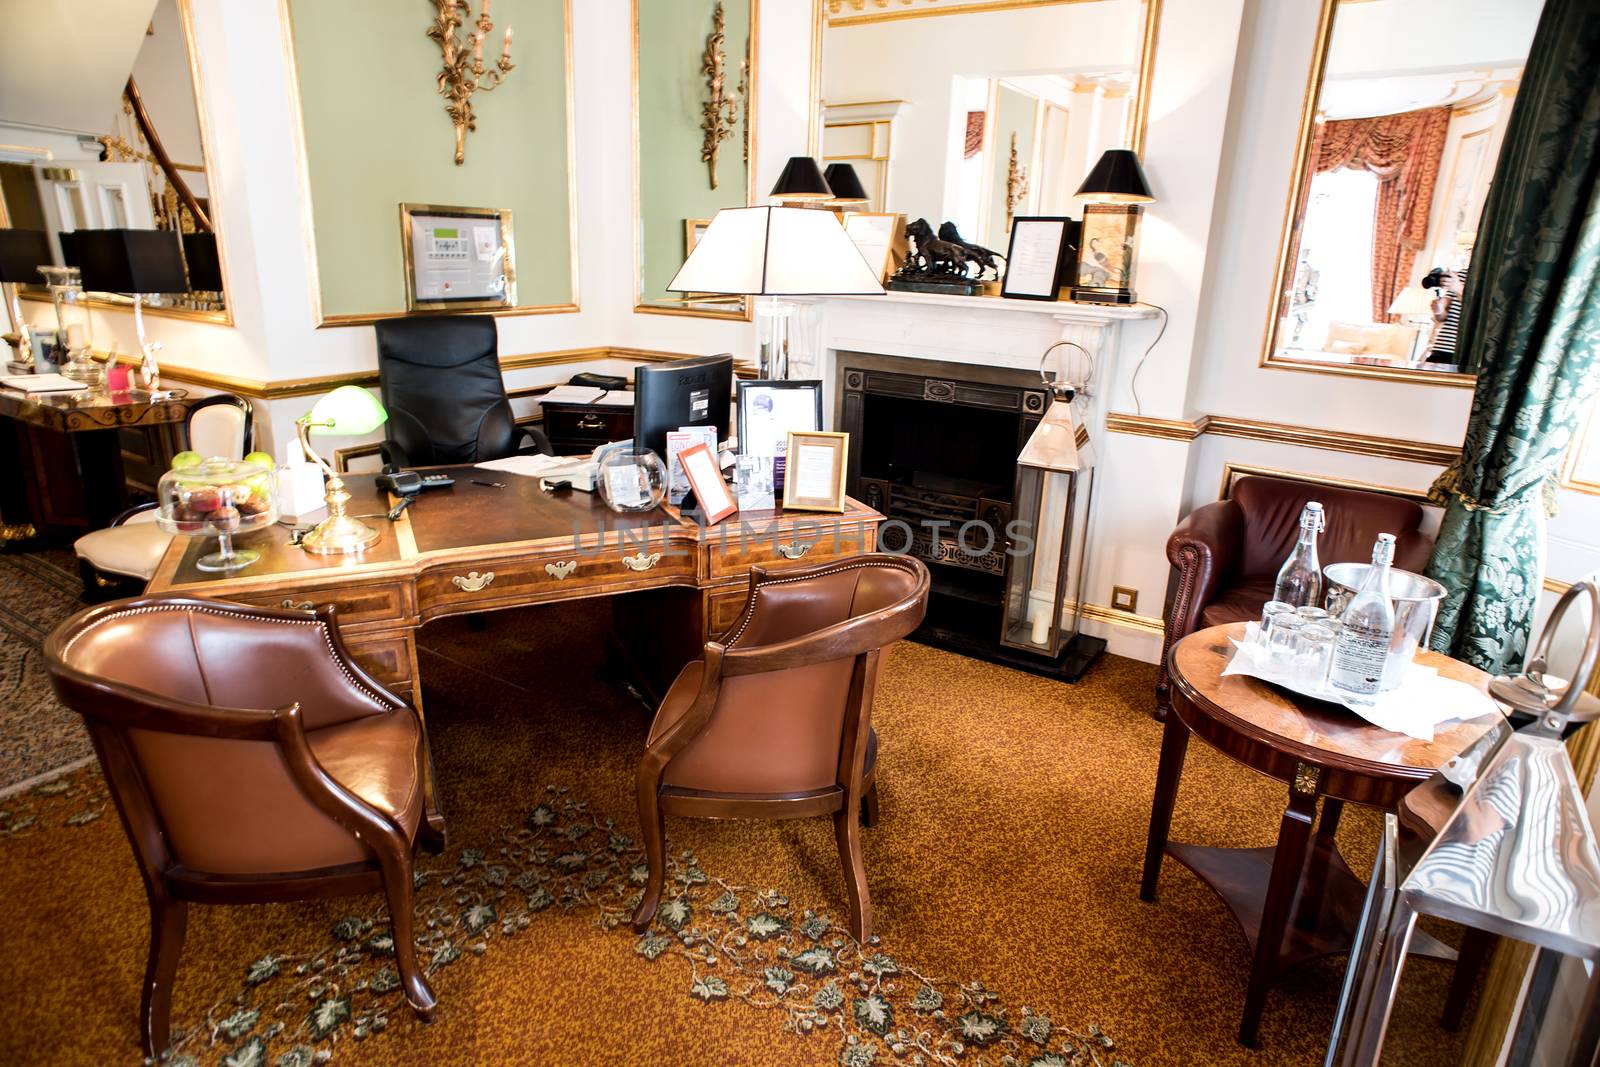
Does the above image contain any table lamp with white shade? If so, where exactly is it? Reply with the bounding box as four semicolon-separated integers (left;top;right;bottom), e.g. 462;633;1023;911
296;385;389;556
1388;284;1435;362
666;205;884;378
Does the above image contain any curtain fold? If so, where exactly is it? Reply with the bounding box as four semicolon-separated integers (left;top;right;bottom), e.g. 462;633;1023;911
1310;107;1451;322
1424;0;1600;673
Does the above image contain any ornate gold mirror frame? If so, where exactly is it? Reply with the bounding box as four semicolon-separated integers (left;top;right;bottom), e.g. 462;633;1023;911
1257;0;1476;389
632;0;758;322
16;0;232;326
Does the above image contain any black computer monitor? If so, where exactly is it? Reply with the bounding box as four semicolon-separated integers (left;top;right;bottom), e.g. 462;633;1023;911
632;353;734;460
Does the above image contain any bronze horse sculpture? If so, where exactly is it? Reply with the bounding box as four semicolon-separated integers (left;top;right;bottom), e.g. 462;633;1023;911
904;218;981;279
938;222;1003;280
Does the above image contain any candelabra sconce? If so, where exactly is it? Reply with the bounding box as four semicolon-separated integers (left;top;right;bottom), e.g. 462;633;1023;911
428;0;515;166
700;2;746;190
1005;132;1029;237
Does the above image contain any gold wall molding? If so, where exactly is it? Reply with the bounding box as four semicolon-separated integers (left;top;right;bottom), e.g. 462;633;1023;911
1105;411;1461;466
1080;601;1164;637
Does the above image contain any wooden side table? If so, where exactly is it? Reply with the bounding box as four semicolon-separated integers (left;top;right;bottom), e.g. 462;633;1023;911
1140;622;1502;1047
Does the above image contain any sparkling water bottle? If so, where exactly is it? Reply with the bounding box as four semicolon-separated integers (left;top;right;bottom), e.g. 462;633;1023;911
1272;502;1325;608
1329;534;1397;696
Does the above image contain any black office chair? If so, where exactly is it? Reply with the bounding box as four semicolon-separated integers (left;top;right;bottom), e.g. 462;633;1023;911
374;316;551;469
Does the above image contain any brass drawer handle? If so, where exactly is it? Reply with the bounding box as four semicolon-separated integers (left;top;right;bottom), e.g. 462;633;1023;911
776;542;812;560
620;552;661;572
576;414;606;429
451;571;496;592
281;599;316;612
545;560;577;580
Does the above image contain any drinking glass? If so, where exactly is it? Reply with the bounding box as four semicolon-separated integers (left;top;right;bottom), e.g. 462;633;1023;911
1266;613;1304;670
1259;600;1294;648
1295;605;1331;625
1294;623;1338;691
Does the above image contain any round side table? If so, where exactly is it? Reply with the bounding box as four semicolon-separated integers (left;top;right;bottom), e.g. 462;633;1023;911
1140;622;1502;1047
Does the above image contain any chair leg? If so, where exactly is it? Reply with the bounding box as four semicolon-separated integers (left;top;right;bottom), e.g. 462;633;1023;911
859;782;880;828
375;847;436;1022
833;806;873;943
140;893;187;1060
631;785;667;933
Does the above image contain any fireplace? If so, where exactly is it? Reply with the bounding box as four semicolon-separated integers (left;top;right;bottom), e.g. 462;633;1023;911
837;351;1105;679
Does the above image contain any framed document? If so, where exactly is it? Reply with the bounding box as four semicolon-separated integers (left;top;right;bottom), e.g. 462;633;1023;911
736;380;823;457
678;442;737;525
1000;216;1075;301
782;430;848;513
843;213;907;282
400;203;516;312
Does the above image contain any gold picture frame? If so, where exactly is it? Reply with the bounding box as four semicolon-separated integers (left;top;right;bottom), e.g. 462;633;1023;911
399;203;516;313
782;430;849;513
842;212;907;283
684;217;712;256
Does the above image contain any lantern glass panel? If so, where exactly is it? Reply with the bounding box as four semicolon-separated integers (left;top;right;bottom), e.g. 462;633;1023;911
1002;465;1089;658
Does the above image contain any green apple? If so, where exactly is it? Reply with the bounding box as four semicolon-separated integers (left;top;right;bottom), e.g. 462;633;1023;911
244;451;275;471
170;450;203;471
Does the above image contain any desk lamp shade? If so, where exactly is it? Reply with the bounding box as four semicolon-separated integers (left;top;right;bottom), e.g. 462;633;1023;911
667;206;885;296
73;228;189;294
1388;285;1433;317
1074;149;1154;203
307;385;388;436
823;163;869;205
181;232;224;292
0;229;51;282
769;156;833;201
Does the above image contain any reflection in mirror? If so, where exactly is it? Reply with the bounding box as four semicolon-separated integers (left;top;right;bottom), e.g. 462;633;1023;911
0;0;226;325
1265;0;1543;382
634;0;755;319
819;0;1155;250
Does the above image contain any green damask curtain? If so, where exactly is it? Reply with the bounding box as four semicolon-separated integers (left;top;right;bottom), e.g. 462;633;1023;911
1424;0;1600;672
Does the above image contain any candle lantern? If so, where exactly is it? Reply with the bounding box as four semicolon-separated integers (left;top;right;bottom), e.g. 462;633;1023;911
999;342;1103;680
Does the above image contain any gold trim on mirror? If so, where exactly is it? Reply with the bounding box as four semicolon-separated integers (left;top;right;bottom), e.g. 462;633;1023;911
631;0;758;321
1256;0;1475;388
280;0;580;329
825;0;1108;28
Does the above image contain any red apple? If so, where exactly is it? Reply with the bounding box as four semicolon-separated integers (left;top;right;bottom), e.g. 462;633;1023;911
210;505;241;533
186;486;221;513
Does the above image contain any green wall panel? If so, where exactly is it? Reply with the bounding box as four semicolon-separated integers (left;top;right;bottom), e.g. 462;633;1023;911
987;82;1039;248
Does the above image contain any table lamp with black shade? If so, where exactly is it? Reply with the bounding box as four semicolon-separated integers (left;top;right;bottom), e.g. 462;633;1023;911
181;232;224;299
823;163;870;208
667;205;884;378
769;156;833;202
1069;149;1154;305
0;228;51;372
73;228;190;398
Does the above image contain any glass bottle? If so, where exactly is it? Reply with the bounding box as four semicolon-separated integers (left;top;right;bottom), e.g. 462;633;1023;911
1272;501;1325;608
1329;533;1397;696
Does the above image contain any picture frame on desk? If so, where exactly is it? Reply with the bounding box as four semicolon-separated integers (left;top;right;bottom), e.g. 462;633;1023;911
782;431;849;513
678;442;738;525
736;379;823;460
1001;216;1078;301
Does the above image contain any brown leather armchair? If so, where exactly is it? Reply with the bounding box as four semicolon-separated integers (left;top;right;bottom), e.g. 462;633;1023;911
632;555;930;943
44;596;444;1058
1156;475;1433;719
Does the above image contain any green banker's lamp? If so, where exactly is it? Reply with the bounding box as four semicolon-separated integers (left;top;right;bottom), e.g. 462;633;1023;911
296;385;389;556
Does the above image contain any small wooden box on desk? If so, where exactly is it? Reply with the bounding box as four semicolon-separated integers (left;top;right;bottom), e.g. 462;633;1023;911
540;398;634;455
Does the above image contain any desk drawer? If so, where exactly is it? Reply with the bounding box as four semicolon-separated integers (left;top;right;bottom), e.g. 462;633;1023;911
230;581;412;630
707;528;856;579
417;545;694;615
542;404;634;455
344;631;415;691
706;586;749;640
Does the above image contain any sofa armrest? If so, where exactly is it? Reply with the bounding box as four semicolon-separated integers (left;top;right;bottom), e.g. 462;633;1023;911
1156;499;1244;718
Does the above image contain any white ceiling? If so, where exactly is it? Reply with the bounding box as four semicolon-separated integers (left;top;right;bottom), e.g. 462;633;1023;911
0;0;160;135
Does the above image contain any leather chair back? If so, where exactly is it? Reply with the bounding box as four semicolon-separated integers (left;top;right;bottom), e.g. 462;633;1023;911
1233;475;1431;577
187;394;253;460
46;598;399;876
375;315;522;465
662;559;926;795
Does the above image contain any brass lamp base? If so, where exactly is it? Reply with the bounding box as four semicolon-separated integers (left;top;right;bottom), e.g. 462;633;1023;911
301;512;381;556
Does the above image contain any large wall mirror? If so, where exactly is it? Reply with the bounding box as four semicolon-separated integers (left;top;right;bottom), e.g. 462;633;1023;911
817;0;1158;250
0;0;228;324
287;0;576;325
633;0;757;320
1262;0;1543;385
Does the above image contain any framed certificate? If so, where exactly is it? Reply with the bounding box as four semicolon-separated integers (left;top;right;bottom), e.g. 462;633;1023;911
782;430;849;513
736;380;823;457
400;203;516;311
1000;216;1076;301
678;442;738;525
843;213;907;282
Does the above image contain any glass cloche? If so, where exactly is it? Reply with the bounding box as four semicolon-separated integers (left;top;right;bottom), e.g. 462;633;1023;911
156;457;278;571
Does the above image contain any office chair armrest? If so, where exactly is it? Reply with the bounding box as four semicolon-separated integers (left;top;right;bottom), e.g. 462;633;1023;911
274;701;419;848
515;424;553;457
379;440;413;472
110;501;159;527
720;597;928;677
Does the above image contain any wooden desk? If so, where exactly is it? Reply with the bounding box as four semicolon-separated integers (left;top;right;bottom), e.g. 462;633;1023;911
145;467;883;711
1140;623;1502;1047
0;386;190;538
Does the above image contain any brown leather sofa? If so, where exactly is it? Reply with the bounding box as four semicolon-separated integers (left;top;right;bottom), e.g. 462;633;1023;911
1156;475;1433;719
632;555;930;943
44;596;444;1057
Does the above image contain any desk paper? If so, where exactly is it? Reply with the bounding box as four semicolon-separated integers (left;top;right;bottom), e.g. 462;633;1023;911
792;443;836;500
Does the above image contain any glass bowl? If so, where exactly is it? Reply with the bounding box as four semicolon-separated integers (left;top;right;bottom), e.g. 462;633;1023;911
156;457;278;571
597;447;668;513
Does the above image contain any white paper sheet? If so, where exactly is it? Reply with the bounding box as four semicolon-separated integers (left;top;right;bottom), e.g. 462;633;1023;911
475;453;573;477
2;373;86;393
792;443;836;500
540;385;605;405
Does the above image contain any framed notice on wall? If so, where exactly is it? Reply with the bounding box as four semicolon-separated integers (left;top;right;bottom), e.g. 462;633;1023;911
400;203;517;311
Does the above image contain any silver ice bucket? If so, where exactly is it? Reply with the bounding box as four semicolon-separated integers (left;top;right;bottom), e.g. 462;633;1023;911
1324;562;1447;666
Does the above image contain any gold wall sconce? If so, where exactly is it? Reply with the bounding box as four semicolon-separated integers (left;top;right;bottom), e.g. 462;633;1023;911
1005;131;1029;236
428;0;516;166
700;2;748;190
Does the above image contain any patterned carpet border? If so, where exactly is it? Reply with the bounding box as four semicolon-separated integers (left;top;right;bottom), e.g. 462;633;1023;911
0;549;94;792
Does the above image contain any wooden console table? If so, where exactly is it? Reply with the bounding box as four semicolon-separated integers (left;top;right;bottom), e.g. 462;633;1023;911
145;468;882;712
1140;622;1503;1047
